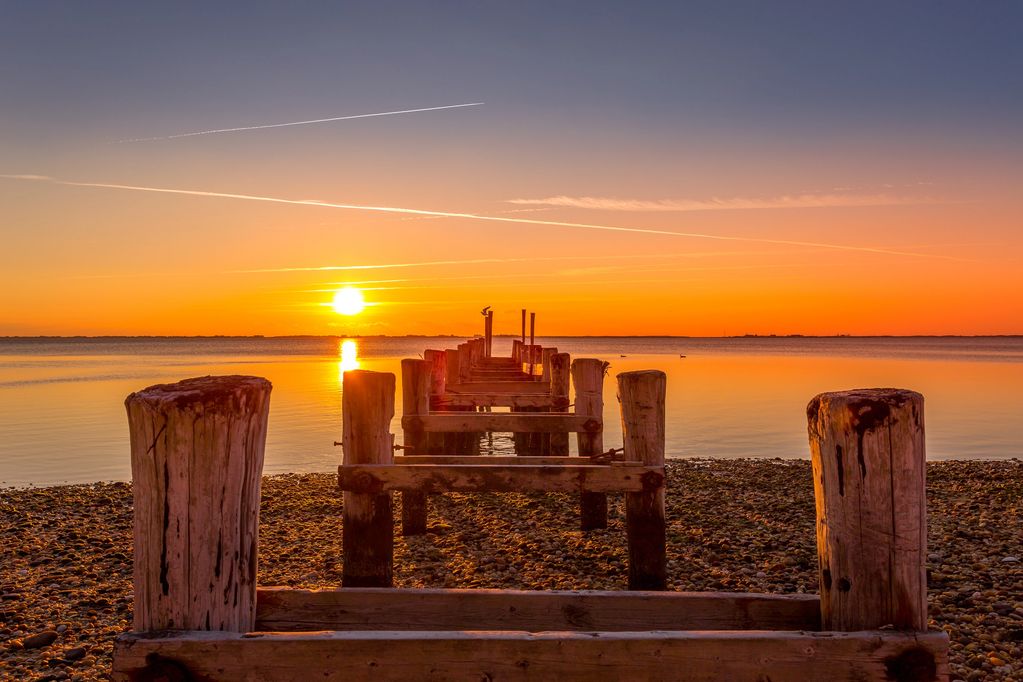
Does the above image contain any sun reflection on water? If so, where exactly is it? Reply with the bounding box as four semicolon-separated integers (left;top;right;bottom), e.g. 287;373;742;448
338;338;360;380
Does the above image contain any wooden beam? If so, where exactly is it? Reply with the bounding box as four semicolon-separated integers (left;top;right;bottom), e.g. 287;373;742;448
112;629;949;682
392;455;640;466
402;413;599;434
338;463;664;494
255;588;821;632
447;381;552;395
436;394;563;409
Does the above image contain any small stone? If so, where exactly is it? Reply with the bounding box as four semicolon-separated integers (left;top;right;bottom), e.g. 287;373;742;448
63;646;87;661
1001;556;1019;563
22;630;58;649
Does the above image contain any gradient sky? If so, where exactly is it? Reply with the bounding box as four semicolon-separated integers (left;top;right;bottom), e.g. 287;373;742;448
2;1;1021;336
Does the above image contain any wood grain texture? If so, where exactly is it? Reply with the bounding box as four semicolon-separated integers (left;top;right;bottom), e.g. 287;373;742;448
447;381;552;395
125;375;271;632
400;360;431;536
112;629;949;682
807;389;928;631
619;370;668;591
338;463;664;494
341;370;395;588
255;587;821;632
436;394;563;409
573;358;609;531
402;413;598;434
392;455;641;466
549;352;572;455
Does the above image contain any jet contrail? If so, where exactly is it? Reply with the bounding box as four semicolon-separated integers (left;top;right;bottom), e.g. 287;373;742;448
0;174;963;260
118;102;485;142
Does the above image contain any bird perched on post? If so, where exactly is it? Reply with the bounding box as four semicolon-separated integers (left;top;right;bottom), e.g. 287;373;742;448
481;306;491;316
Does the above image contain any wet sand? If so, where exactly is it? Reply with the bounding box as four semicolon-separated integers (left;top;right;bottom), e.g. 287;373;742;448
1;459;1020;681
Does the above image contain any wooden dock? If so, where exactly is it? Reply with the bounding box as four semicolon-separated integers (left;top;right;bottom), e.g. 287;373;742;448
111;309;949;681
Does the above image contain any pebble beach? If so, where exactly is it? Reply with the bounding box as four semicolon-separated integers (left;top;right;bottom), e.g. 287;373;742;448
1;459;1020;681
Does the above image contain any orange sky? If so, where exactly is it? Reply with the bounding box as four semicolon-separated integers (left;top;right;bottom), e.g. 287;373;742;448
2;4;1022;336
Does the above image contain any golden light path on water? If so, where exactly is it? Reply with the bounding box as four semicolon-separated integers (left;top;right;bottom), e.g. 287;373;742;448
338;339;360;381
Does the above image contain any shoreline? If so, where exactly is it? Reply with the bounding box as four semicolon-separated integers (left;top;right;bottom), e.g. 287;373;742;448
1;459;1020;681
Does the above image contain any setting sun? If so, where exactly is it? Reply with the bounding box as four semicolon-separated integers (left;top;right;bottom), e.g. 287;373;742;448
331;287;365;315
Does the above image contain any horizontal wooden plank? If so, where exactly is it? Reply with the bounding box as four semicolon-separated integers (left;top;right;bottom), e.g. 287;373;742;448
436;394;563;409
448;381;551;395
392;456;641;466
402;413;600;434
256;588;821;632
337;464;664;494
112;629;949;682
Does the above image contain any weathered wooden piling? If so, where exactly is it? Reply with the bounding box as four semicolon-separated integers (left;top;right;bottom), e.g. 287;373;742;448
341;370;395;587
528;312;536;376
573;359;608;530
400;360;432;535
807;389;927;631
549;352;571;456
485;310;494;357
620;370;667;591
125;375;271;631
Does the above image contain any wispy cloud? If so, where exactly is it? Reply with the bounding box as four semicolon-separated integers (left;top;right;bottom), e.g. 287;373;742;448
506;193;928;212
0;174;961;260
118;102;484;142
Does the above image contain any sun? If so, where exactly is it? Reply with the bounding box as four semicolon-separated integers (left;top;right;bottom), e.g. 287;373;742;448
331;287;365;315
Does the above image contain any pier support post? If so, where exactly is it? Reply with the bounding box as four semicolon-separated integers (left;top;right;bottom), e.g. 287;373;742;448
528;312;536;377
573;359;609;530
485;310;494;357
341;370;395;587
549;352;571;456
807;389;927;631
620;370;667;591
401;359;431;535
125;375;271;631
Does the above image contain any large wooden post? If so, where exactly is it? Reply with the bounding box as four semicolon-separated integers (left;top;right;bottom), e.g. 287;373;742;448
457;343;472;384
807;389;927;631
549;352;571;456
341;370;395;587
401;359;431;535
620;370;667;591
573;359;608;530
521;309;526;345
444;348;459;389
126;375;271;631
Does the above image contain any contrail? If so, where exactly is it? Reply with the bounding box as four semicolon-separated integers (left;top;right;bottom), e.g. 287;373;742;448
117;102;485;142
0;174;963;260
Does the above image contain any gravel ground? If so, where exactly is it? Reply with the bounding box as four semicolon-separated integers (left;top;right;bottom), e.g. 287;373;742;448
1;459;1020;681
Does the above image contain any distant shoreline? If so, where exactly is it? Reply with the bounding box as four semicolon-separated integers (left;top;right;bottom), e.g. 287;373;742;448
2;334;1022;341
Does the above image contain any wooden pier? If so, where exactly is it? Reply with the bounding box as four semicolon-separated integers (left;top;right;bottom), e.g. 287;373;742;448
111;311;949;681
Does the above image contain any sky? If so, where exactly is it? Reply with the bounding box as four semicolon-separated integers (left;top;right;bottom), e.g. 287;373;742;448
1;1;1021;336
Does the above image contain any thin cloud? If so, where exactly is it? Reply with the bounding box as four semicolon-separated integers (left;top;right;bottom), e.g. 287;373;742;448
118;102;484;142
0;174;962;260
506;193;928;212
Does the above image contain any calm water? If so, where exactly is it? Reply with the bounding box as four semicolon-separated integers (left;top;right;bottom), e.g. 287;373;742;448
0;336;1020;487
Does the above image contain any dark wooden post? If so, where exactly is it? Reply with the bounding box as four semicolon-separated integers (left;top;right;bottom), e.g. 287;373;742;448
401;359;431;535
126;375;271;631
457;343;471;384
573;359;608;530
528;312;536;377
521;308;526;346
620;370;667;591
549;352;572;456
341;370;395;587
807;389;927;631
485;310;494;357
